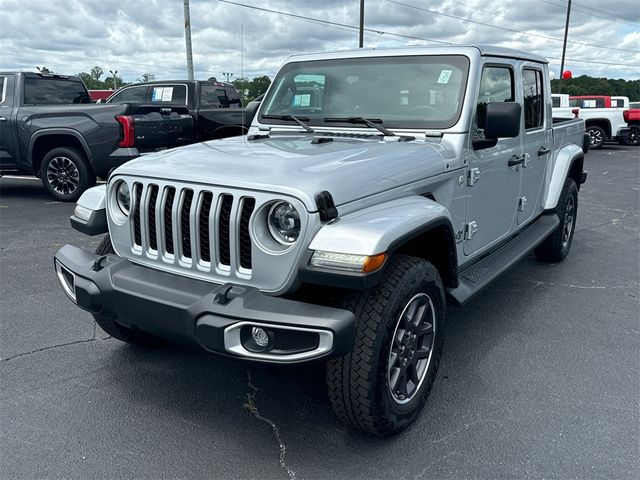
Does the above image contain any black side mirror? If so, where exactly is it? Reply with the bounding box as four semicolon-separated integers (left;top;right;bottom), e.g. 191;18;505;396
484;102;521;139
244;96;263;125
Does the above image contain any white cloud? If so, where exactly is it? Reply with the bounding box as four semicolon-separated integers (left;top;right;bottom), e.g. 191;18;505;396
1;0;638;82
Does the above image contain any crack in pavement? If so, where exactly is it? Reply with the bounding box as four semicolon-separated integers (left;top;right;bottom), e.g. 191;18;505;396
243;369;296;480
1;320;111;363
489;280;639;299
0;336;112;363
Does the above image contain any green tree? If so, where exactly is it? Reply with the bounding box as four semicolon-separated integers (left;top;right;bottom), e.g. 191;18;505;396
90;66;104;82
249;75;271;100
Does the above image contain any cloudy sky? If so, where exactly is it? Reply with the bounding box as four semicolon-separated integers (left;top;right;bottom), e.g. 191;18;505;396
1;0;639;82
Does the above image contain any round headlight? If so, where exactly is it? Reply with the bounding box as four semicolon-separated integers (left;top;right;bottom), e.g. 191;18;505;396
268;201;301;245
116;181;130;216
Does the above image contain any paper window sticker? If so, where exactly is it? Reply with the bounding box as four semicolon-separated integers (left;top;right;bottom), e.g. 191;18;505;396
437;70;453;84
151;87;163;101
161;87;174;101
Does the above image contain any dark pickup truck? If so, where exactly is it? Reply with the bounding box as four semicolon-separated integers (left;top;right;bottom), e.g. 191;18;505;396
0;72;191;201
106;79;249;142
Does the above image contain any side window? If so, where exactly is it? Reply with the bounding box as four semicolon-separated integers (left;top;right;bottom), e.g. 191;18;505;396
109;86;147;104
149;85;187;105
523;69;543;130
552;96;560;108
475;66;514;136
0;77;6;103
200;85;221;108
24;77;91;104
225;87;241;108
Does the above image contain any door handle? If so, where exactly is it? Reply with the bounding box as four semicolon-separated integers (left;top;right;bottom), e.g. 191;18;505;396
508;155;525;167
0;116;7;122
537;146;550;156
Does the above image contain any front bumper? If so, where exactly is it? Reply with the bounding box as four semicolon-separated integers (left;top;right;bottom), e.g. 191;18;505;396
54;245;356;363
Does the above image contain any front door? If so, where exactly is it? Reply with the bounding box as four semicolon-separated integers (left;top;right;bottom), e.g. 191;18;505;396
518;66;551;225
464;64;521;256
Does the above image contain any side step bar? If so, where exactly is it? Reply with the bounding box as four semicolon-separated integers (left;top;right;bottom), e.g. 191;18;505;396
447;214;559;305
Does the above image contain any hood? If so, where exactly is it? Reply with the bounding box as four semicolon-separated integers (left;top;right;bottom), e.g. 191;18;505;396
115;134;448;211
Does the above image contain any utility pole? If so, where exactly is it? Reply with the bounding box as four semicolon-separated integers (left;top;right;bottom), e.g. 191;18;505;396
359;0;365;48
109;70;118;90
559;0;572;94
183;0;194;80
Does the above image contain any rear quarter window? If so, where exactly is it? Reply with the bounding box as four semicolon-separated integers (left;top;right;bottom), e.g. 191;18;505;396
0;77;6;103
23;77;91;105
149;85;187;105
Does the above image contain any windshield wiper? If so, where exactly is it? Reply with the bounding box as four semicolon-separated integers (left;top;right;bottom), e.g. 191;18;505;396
262;114;315;133
324;117;395;136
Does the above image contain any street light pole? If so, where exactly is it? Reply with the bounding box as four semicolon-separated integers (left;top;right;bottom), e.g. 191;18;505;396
359;0;365;48
183;0;195;80
109;70;118;90
559;0;572;94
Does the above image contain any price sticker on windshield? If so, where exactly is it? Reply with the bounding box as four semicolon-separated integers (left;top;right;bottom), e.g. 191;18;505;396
437;70;452;84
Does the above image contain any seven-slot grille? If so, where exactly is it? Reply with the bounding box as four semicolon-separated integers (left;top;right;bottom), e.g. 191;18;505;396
131;182;256;272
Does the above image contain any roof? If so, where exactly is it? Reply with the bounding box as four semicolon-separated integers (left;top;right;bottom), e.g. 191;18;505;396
286;44;548;65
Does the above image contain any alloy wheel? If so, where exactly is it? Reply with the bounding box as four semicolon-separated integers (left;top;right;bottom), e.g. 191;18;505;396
387;293;436;404
47;156;80;196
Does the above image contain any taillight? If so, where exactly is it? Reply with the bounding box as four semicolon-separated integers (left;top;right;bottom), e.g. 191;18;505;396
571;108;580;118
623;110;630;122
115;115;134;148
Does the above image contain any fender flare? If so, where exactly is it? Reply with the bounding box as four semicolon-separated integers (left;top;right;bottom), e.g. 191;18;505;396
543;143;583;210
28;128;93;171
69;185;108;236
306;196;457;288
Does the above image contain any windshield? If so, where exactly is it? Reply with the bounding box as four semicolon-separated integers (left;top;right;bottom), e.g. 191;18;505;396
260;55;469;130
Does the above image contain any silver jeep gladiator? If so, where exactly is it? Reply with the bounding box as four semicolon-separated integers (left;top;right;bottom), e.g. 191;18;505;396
54;45;589;436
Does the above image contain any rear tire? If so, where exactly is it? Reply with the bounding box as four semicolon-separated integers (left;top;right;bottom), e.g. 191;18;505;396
586;126;606;150
326;255;445;437
40;147;95;202
93;235;165;346
535;178;578;262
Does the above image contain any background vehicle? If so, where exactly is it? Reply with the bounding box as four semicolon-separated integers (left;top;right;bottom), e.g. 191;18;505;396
0;72;192;201
621;108;639;146
554;94;630;149
106;79;249;142
55;45;587;436
88;89;114;102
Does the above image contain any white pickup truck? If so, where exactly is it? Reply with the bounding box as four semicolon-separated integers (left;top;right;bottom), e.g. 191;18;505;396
552;93;630;149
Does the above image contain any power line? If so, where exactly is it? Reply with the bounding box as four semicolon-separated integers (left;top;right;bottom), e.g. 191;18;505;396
384;0;640;54
572;0;640;24
539;0;640;27
216;0;451;45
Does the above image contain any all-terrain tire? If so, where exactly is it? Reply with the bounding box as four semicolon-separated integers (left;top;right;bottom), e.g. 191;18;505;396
40;147;95;202
535;178;578;262
92;235;165;346
326;255;446;437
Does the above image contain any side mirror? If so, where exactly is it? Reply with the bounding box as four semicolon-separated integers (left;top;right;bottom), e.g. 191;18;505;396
484;102;521;139
244;96;263;125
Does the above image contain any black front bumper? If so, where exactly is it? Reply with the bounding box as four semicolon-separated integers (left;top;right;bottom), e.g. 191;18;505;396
54;245;356;363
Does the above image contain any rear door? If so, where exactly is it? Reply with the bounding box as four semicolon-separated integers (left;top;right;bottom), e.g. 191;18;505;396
518;65;551;225
0;75;18;170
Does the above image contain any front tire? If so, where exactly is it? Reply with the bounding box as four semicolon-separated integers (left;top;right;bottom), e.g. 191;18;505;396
535;178;578;262
326;255;445;437
40;147;95;202
93;235;165;346
587;126;606;150
623;126;639;146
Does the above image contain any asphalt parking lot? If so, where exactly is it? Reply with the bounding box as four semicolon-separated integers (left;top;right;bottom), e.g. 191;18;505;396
1;145;638;480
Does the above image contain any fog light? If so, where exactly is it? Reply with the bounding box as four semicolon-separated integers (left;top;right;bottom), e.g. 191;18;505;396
251;327;269;347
